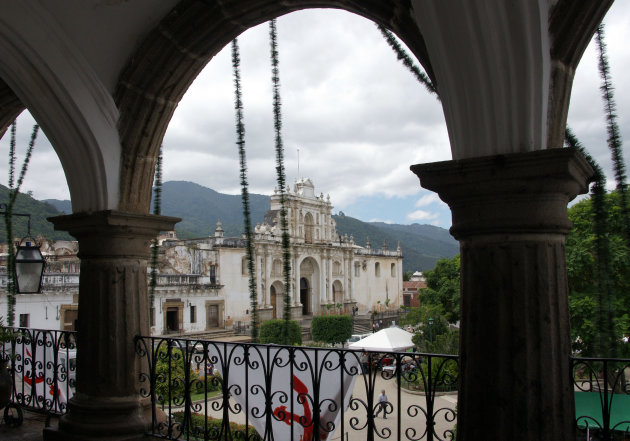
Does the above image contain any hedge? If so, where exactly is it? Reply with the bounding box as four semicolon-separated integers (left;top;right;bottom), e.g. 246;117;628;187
311;315;353;345
259;319;302;345
172;412;261;440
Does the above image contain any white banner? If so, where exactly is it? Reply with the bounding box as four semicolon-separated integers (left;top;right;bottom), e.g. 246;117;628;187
208;344;359;441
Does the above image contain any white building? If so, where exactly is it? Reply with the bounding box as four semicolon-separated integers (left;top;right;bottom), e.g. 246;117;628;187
1;179;403;335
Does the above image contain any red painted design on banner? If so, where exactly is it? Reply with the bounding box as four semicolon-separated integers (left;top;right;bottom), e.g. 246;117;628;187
273;375;330;440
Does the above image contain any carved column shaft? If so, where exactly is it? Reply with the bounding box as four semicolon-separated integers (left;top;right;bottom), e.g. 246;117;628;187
45;211;180;440
412;148;592;441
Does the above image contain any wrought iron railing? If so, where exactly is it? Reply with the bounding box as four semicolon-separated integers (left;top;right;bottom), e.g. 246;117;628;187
1;329;628;440
571;356;630;441
0;327;76;424
135;336;458;441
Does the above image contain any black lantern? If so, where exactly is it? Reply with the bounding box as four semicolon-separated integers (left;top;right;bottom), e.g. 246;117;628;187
14;238;46;293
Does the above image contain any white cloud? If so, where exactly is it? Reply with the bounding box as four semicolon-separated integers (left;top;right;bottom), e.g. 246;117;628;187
368;218;393;224
406;210;440;222
414;193;440;208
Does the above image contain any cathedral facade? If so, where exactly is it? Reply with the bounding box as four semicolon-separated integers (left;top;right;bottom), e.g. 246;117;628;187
1;179;403;335
152;179;403;335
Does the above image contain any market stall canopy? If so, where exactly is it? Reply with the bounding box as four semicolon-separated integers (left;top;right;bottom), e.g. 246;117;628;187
349;327;415;352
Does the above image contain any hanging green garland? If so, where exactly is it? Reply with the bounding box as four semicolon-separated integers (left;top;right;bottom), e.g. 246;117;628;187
379;21;625;356
565;127;614;357
4;120;39;326
376;24;438;98
232;38;259;341
269;19;293;339
595;24;630;244
149;145;162;327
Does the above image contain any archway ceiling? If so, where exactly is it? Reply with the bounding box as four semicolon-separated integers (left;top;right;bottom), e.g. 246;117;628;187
0;0;613;213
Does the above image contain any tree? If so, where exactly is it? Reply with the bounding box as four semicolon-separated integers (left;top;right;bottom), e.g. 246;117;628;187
403;271;413;282
259;319;302;346
402;303;449;350
567;191;630;356
311;316;352;345
420;255;461;323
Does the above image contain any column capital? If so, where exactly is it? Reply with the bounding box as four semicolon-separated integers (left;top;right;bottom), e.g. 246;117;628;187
411;148;593;238
48;210;180;257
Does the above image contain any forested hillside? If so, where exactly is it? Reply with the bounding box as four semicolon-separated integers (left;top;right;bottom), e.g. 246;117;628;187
29;181;459;271
0;184;72;242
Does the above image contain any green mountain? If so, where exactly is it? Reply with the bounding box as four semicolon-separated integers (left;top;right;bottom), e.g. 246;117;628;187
37;180;459;271
0;185;72;242
333;214;458;272
155;181;271;238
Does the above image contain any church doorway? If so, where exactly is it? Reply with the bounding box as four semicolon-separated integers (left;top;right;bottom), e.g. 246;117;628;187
270;285;277;319
333;280;344;305
300;277;310;315
166;308;179;333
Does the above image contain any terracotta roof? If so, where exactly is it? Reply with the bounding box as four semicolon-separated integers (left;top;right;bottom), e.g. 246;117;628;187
403;280;426;291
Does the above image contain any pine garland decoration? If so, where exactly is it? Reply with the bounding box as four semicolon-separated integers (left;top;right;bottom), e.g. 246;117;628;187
565;127;614;356
149;145;162;326
269;19;293;340
377;25;438;98
596;24;630;243
4;121;39;326
232;38;259;341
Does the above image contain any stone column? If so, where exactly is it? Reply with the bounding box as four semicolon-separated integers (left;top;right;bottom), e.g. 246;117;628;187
44;211;180;441
411;148;592;441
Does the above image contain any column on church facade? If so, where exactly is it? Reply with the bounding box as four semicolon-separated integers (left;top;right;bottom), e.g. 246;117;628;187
319;250;326;307
412;148;591;441
345;252;352;302
262;248;270;307
292;250;299;306
44;211;179;441
327;250;333;303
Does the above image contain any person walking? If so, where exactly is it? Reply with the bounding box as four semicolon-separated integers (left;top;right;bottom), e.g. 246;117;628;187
374;389;389;419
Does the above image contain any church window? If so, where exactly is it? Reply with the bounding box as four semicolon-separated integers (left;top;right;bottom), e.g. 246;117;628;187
241;257;248;276
272;258;282;276
391;263;396;277
304;213;314;244
333;261;341;276
375;262;381;277
354;262;360;277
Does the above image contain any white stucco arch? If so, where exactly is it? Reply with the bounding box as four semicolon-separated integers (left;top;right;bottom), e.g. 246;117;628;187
298;256;320;315
332;279;344;304
0;2;121;213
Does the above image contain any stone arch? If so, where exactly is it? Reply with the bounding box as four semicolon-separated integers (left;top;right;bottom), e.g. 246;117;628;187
299;256;320;315
113;0;435;212
270;280;284;319
0;4;121;213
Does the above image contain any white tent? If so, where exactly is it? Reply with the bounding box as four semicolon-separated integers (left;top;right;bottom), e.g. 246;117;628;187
348;327;415;352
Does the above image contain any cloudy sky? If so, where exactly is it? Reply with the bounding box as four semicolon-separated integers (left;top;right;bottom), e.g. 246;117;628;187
2;4;629;229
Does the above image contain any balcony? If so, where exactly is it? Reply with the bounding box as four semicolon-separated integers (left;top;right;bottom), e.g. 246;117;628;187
1;329;628;440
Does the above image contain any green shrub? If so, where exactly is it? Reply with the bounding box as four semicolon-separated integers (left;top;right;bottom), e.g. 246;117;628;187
172;412;261;440
259;319;302;345
155;346;194;404
193;372;222;394
311;315;353;345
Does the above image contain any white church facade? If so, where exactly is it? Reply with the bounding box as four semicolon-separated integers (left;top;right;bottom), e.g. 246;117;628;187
1;179;403;335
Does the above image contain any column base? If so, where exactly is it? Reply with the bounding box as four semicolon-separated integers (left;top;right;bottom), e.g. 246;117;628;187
43;394;152;441
258;306;274;322
290;305;303;320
